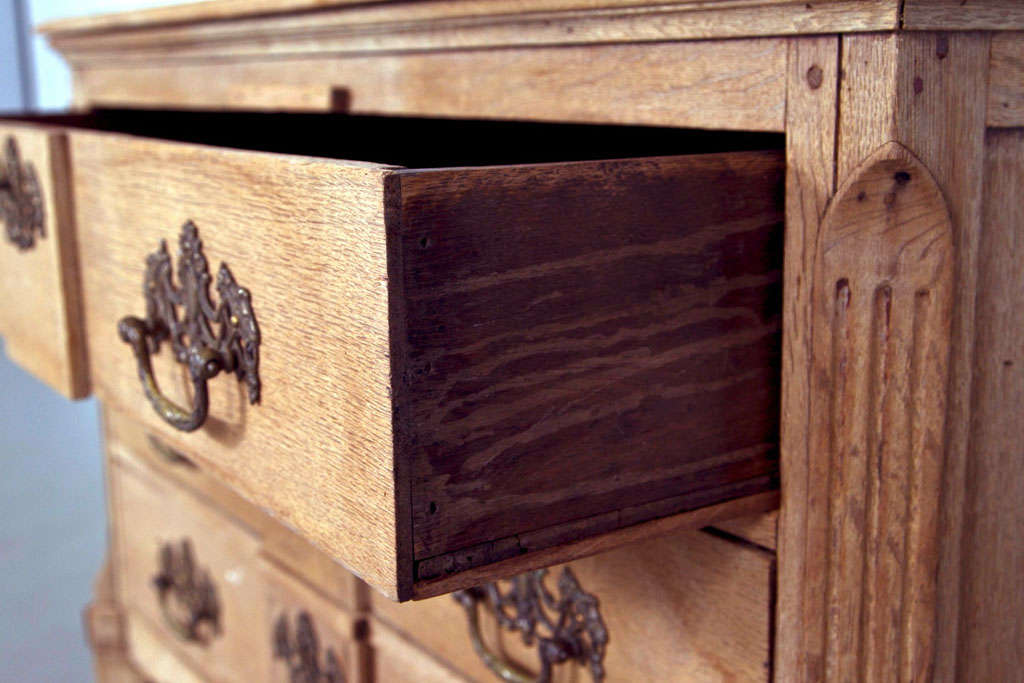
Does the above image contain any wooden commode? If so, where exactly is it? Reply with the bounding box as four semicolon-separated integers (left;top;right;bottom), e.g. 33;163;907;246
1;1;1021;680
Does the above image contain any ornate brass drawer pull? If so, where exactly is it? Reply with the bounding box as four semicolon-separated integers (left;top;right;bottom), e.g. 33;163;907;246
453;568;608;683
152;538;220;644
273;611;345;683
0;136;44;250
118;221;260;432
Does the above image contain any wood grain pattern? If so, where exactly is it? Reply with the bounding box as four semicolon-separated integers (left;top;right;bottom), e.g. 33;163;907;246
778;32;989;682
69;40;787;132
818;142;953;681
0;123;88;398
988;33;1024;128
103;406;369;612
903;0;1024;30
839;34;989;683
71;131;407;598
375;527;774;682
954;128;1024;681
41;0;897;51
396;152;784;574
775;35;839;682
112;456;271;682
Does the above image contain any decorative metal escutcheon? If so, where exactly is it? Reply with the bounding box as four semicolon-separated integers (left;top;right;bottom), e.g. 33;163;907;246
118;220;260;432
453;568;608;683
0;136;45;250
273;611;346;683
152;539;221;644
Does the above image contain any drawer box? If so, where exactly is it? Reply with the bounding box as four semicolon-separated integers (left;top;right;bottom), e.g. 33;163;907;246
371;527;774;682
0;122;87;398
64;111;781;599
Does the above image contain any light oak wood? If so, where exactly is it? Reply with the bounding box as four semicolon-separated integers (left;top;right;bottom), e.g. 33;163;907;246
69;124;783;599
821;142;953;682
775;35;839;681
954;128;1024;681
90;649;147;683
68;40;787;132
85;559;147;683
0;123;88;398
41;0;898;52
395;152;783;575
375;527;773;682
988;33;1024;128
777;32;990;682
112;455;272;681
903;0;1024;30
73;131;405;597
713;510;777;550
369;617;472;683
261;556;370;683
123;615;209;683
104;406;368;612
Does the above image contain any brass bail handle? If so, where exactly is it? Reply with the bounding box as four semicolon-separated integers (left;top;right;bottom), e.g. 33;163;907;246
153;539;221;644
118;221;261;433
118;316;221;432
455;592;536;683
453;568;608;683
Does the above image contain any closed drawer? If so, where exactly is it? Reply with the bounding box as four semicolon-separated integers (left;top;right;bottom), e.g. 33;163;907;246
64;110;782;600
262;556;370;683
0;122;87;397
370;527;774;682
110;455;271;682
369;617;471;683
104;405;368;613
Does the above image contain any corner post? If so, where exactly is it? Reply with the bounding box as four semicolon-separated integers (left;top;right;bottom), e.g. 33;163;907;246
777;31;990;682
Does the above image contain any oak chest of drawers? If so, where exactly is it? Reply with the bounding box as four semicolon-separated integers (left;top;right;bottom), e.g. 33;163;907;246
3;1;1023;680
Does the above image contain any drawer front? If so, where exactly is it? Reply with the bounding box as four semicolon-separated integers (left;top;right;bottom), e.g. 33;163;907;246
372;527;773;682
263;557;370;683
123;615;208;683
72;120;782;599
73;130;403;597
111;457;271;682
104;406;368;613
370;618;471;683
0;123;87;398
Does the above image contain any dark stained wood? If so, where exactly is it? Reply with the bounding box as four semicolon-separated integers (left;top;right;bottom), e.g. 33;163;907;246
392;151;785;573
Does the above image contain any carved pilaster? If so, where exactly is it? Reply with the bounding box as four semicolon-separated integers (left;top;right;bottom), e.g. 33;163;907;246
807;142;953;680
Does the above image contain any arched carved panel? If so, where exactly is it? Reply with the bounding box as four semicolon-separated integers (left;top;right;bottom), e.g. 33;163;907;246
807;142;954;681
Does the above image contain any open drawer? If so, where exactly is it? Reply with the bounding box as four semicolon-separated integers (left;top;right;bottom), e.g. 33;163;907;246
0;121;88;398
15;110;784;600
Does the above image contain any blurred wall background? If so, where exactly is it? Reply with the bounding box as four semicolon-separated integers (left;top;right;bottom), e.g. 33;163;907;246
0;1;179;680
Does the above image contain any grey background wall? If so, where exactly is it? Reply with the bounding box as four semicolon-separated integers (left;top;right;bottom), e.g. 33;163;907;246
0;1;175;680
